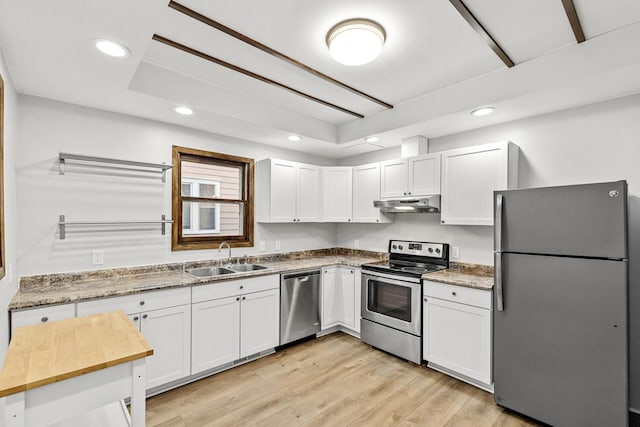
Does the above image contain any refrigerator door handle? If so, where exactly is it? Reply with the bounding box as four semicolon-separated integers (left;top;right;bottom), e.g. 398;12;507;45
495;193;503;252
495;252;504;311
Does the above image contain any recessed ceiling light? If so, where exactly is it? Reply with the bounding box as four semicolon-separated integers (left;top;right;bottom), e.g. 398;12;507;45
471;107;495;117
326;19;386;66
173;106;194;115
365;136;380;143
93;38;130;58
288;135;302;142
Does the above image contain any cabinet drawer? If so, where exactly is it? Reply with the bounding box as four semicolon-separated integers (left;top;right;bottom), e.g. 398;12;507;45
77;287;191;316
423;281;491;310
192;275;280;303
11;303;76;334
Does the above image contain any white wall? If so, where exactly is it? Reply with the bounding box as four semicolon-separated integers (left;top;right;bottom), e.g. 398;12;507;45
16;96;337;276
0;48;19;362
339;92;640;411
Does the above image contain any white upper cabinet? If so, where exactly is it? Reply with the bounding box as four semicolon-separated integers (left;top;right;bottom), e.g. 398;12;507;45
352;163;393;223
256;159;322;223
440;142;518;226
322;167;353;222
380;153;441;198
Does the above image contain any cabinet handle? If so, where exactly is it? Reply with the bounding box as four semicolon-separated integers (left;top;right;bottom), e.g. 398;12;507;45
350;270;354;274
236;297;240;301
133;316;139;321
41;317;48;323
376;219;379;223
423;298;428;302
403;192;407;195
239;285;244;289
139;301;145;306
451;291;457;296
348;219;351;222
408;192;412;195
242;296;246;300
441;220;445;224
142;314;148;319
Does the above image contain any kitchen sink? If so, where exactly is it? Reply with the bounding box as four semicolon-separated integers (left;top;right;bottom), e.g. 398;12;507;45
229;264;270;272
184;266;236;278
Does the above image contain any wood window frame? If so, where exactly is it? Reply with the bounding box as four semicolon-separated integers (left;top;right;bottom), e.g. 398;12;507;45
0;73;5;279
171;145;254;251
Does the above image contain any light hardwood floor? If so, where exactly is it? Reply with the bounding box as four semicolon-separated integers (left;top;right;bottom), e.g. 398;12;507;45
146;332;540;426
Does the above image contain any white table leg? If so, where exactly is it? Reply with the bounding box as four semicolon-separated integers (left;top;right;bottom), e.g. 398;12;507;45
4;392;25;427
129;358;146;427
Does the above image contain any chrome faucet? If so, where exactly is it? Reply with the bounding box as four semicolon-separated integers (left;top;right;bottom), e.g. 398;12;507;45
242;254;249;265
218;241;231;267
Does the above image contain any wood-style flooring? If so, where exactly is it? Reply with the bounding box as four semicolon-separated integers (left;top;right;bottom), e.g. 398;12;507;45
146;332;539;427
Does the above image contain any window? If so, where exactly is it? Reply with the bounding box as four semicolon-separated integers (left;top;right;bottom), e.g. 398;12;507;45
172;146;254;250
0;73;5;279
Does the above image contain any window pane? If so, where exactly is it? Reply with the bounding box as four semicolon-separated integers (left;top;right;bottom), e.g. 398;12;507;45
182;201;192;230
198;203;217;231
181;160;241;199
199;183;218;198
181;183;192;197
181;201;242;237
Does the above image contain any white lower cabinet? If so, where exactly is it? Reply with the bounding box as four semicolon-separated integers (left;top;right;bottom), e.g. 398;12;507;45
240;288;280;357
423;281;492;390
191;275;280;375
11;303;76;336
321;266;360;333
139;304;192;389
78;287;192;391
191;296;240;374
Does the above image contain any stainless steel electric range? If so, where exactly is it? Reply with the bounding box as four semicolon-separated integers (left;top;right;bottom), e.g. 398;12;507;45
360;240;449;364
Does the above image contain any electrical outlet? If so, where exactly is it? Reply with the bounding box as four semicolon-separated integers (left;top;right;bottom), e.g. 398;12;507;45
451;246;460;259
92;250;105;265
259;241;266;251
275;240;281;250
354;240;360;249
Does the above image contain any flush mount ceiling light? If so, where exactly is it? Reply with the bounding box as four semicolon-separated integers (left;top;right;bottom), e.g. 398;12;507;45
173;106;194;115
92;38;130;58
365;136;380;143
288;135;302;142
326;19;386;66
471;107;495;117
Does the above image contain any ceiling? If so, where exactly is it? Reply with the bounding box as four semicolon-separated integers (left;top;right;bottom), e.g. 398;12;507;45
0;0;639;158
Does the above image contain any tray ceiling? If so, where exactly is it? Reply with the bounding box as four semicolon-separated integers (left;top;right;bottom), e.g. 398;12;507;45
0;0;639;157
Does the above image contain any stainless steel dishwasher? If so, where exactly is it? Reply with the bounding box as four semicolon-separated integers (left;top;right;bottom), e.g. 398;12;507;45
280;269;321;345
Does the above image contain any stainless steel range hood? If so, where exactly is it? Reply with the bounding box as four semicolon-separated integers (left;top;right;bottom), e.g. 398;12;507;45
373;196;440;213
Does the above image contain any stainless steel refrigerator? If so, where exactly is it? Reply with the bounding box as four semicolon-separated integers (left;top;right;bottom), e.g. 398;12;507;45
493;181;629;427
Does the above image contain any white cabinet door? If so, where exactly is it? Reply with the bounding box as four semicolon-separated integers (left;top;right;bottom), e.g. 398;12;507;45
408;153;441;196
339;267;357;331
269;159;297;222
423;296;492;386
380;159;408;198
240;289;280;357
352;163;392;223
296;164;322;222
191;296;240;374
321;267;341;329
323;167;353;222
441;141;518;225
141;304;192;390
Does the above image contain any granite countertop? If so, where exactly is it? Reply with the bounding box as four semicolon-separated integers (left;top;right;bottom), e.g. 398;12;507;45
422;262;494;290
10;250;384;311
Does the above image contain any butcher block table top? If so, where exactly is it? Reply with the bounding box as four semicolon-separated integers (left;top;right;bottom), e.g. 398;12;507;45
0;310;153;397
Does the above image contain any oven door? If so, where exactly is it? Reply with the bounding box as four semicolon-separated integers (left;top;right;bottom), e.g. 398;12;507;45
361;272;421;336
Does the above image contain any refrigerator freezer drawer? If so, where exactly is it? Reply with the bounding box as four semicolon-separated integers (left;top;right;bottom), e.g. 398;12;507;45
424;281;492;310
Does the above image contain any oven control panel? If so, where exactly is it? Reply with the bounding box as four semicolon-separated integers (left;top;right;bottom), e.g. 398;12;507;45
389;240;446;258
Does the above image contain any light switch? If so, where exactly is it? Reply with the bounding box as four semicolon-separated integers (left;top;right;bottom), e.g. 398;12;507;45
92;250;105;265
451;246;460;259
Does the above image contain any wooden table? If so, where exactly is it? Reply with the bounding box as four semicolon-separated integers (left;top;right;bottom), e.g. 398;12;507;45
0;311;153;426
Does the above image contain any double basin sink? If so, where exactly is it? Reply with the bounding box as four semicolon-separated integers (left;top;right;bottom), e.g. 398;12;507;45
185;264;270;278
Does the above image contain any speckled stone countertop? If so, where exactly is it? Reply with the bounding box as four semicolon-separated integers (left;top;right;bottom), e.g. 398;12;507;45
10;248;385;310
422;262;494;290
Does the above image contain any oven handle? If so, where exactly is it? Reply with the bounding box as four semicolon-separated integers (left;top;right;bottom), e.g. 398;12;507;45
360;270;422;284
